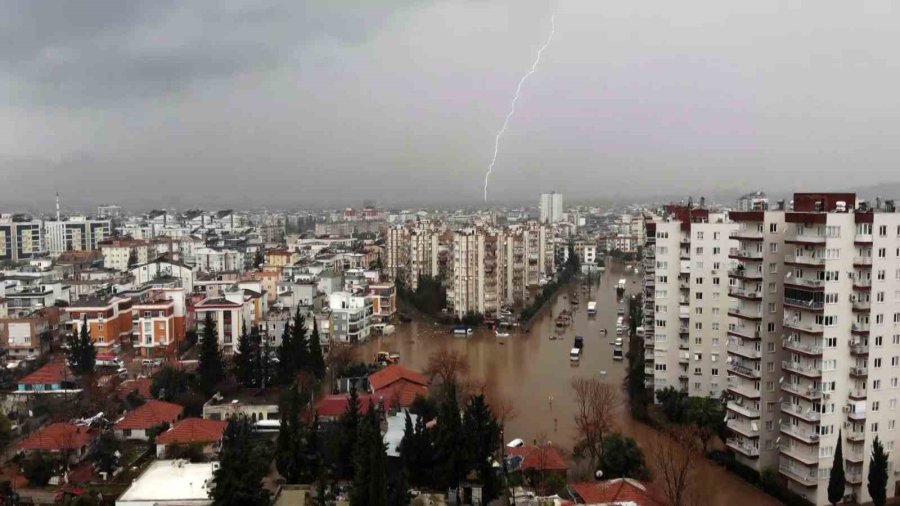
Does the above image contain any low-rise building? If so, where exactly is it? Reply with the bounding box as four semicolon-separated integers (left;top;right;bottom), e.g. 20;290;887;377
202;390;280;422
17;423;95;462
65;295;134;351
328;291;373;343
114;400;185;441
368;364;428;408
116;460;216;506
16;361;77;394
366;282;396;323
194;297;243;354
132;288;187;358
0;307;62;359
155;418;228;459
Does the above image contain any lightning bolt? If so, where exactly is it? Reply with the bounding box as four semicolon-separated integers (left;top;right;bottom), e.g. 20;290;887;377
483;6;557;202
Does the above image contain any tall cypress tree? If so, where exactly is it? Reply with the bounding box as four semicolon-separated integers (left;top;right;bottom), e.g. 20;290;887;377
292;307;309;372
350;402;387;506
212;417;270;506
828;431;846;505
276;382;304;483
67;315;97;376
336;385;361;479
462;394;501;502
277;321;295;384
308;318;325;379
868;436;888;506
234;326;257;387
433;382;464;498
198;312;225;395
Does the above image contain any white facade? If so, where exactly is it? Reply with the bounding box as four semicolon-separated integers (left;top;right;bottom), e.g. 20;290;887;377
101;240;150;272
44;218;111;257
328;291;373;343
0;219;44;262
194;247;245;273
539;192;564;224
116;460;215;506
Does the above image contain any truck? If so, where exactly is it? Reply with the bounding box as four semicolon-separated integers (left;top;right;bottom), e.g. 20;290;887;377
613;348;624;360
96;354;123;369
587;301;597;316
574;335;584;349
616;279;626;297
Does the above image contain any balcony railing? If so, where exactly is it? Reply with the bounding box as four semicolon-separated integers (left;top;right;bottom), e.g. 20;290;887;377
847;473;863;484
782;360;821;377
848;388;867;400
850;366;868;377
780;444;819;465
850;343;869;355
853;257;873;266
730;250;764;260
852;322;870;333
782;339;822;355
852;300;871;311
784;298;824;311
728;325;760;340
729;306;762;319
729;286;762;299
728;362;761;378
781;402;821;422
727;342;762;359
783;317;822;333
726;438;760;457
728;267;763;279
785;254;825;266
727;419;759;438
779;465;818;486
781;382;822;400
787;233;826;244
730;229;764;240
780;423;820;445
784;276;824;289
847;430;866;442
727;400;760;418
727;378;761;399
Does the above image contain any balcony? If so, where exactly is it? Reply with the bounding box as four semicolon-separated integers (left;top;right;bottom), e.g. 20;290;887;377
729;286;762;300
729;306;762;320
729;250;764;261
853;279;872;290
852;300;871;312
847;473;863;485
848;389;867;400
726;438;760;458
780;443;819;466
728;325;760;340
780;423;820;445
728;362;761;379
850;343;869;355
729;267;763;280
853;256;873;267
730;229;764;241
782;339;822;356
784;276;824;290
786;233;826;245
847;430;866;443
784;298;824;312
845;447;865;463
727;378;761;399
851;322;870;334
847;409;866;422
727;418;759;438
785;254;825;267
780;464;819;487
781;402;821;422
781;383;822;400
850;366;868;378
727;342;761;359
782;360;821;378
727;400;760;419
783;317;823;334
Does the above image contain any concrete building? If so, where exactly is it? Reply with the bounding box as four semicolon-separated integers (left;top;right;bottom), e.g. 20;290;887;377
385;221;443;290
194;297;243;354
367;282;397;322
100;238;150;272
130;255;197;293
132;288;187;358
737;191;769;212
116;460;216;506
539;192;564;224
0;218;44;262
194;247;245;273
644;205;737;398
65;295;134;351
44;217;111;257
328;291;373;343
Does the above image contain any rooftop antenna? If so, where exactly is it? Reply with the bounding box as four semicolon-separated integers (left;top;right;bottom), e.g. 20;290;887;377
56;192;61;221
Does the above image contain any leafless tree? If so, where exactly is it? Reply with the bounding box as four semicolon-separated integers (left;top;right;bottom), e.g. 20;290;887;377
650;426;701;506
424;348;470;403
570;377;621;470
325;343;355;378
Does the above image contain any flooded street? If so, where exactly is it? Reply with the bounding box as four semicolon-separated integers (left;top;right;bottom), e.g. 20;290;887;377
361;262;779;506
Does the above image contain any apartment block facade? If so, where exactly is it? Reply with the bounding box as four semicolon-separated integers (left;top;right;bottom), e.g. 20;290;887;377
65;295;134;351
99;238;150;272
0;219;44;262
133;289;187;358
385;222;442;290
44;218;111;257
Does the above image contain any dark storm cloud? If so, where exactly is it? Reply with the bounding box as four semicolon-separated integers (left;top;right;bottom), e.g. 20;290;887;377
1;0;427;105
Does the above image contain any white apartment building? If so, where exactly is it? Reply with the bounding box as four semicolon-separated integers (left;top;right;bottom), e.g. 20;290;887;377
539;192;564;224
328;291;373;343
645;206;737;398
44;218;111;257
385;222;443;290
194;247;245;273
100;239;150;272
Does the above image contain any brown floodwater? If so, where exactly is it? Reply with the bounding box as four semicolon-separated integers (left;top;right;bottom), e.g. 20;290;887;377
361;262;779;506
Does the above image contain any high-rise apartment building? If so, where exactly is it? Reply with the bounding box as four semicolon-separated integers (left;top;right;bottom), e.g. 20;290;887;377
44;217;111;257
385;221;443;290
539;192;564;224
0;217;44;262
645;206;737;398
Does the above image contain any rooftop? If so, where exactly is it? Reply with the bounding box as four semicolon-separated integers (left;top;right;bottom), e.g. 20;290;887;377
315;393;393;418
507;445;568;472
115;400;184;430
570;479;663;506
19;361;73;385
116;460;216;504
157;418;228;446
18;423;93;452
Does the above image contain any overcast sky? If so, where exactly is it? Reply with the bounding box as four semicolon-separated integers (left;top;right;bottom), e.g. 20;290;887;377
2;0;900;211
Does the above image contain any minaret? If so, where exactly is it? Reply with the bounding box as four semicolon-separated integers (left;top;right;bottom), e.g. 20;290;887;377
55;192;61;221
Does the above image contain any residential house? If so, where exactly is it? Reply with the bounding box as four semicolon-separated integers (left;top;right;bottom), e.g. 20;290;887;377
114;400;185;441
193;297;243;354
328;291;373;343
368;364;428;408
115;460;215;506
16;361;77;394
570;479;664;506
18;423;95;462
0;307;62;359
314;393;393;423
202;390;280;422
131;255;197;293
65;295;134;351
506;444;568;480
132;288;187;358
100;238;151;272
155;418;229;459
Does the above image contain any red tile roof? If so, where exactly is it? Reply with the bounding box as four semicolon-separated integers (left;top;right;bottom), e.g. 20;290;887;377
114;400;184;431
315;393;393;418
19;361;73;385
156;418;228;446
570;479;664;506
376;382;428;407
368;364;428;391
507;445;568;472
116;378;153;400
18;423;93;452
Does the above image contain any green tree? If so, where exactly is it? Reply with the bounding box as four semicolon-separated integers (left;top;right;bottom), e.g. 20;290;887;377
212;417;271;506
350;402;388;506
233;326;258;388
151;366;192;400
828;431;845;505
399;410;433;488
276;383;319;484
685;396;725;453
433;382;465;500
22;452;58;486
67;315;97;376
656;387;689;423
462;394;501;502
198;312;225;395
254;249;265;268
308;319;325;379
277;321;295;384
0;412;13;447
335;386;362;479
868;436;888;506
291;308;310;373
599;433;648;479
90;432;122;475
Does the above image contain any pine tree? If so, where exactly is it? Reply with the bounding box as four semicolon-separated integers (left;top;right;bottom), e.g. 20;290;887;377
198;312;225;395
868;436;888;506
400;409;433;489
336;385;361;479
828;431;846;505
277;321;295;384
462;394;501;502
350;402;388;506
234;326;257;387
276;382;304;483
67;315;97;376
434;382;465;499
308;318;325;379
212;417;271;506
292;307;310;372
257;326;272;388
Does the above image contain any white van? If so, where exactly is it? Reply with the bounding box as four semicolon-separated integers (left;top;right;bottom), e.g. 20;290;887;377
570;348;582;362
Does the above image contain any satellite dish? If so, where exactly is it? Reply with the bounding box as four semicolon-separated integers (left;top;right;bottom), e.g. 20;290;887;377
595;470;604;480
778;376;784;384
785;272;792;278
